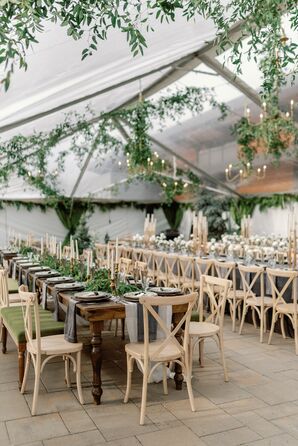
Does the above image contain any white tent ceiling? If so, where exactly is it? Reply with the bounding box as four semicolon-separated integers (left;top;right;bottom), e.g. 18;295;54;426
0;11;297;201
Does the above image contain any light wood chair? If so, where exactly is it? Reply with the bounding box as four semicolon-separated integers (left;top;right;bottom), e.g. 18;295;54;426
238;264;273;342
133;261;148;282
153;252;167;286
267;268;298;353
189;275;232;381
19;285;84;415
164;253;180;288
124;292;197;425
194;257;213;292
95;243;107;268
120;246;133;259
119;257;133;275
213;259;245;332
179;255;195;292
62;246;71;258
142;250;155;281
0;268;21;308
132;248;144;263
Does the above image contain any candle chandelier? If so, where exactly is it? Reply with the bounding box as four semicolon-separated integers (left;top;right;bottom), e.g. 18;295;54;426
225;162;267;183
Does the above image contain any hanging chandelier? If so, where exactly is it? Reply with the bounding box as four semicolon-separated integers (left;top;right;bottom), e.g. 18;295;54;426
225;162;267;183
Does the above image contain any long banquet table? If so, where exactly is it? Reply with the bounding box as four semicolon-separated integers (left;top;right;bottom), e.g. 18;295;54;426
21;269;188;405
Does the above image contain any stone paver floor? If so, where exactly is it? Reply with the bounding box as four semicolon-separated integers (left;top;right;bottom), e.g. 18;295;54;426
2;321;298;445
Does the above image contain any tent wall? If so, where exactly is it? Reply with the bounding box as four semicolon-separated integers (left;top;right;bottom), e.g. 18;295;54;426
0;205;169;246
251;203;296;237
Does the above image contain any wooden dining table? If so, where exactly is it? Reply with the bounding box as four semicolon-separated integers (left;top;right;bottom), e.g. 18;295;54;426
31;274;188;405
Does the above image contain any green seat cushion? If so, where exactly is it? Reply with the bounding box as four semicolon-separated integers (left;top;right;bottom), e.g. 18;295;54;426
8;278;18;294
0;306;64;343
191;310;200;322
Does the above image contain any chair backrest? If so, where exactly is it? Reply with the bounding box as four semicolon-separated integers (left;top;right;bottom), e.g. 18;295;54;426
119;257;132;274
120;246;133;259
133;261;148;281
62;246;71;257
164;253;180;280
140;292;197;363
132;248;144;262
266;268;298;309
179;256;194;290
19;285;41;354
142;250;155;276
153;252;166;275
0;268;9;308
238;264;264;301
213;260;236;292
194;257;213;282
199;275;232;327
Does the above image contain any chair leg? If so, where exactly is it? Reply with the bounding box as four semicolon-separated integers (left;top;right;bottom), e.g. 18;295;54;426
32;357;41;416
64;356;71;388
239;305;247;335
18;345;25;389
218;334;229;382
21;352;31;394
260;307;264;343
199;339;205;367
189;337;194;378
162;363;168;395
252;309;257;328
140;363;149;425
184;364;195;412
76;351;84;404
1;323;7;354
281;314;287;339
268;311;277;345
124;355;134;403
232;300;236;332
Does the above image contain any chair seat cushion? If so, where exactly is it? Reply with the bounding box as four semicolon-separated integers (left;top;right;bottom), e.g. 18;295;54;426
246;296;273;306
189;321;219;337
28;334;82;355
8;278;19;294
0;306;64;343
125;339;181;361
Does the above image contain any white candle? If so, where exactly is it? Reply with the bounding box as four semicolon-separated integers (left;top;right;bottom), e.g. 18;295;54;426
86;251;90;277
41;237;44;255
46;233;48;249
115;237;119;263
59;241;62;260
111;250;114;279
107;242;110;269
75;240;79;260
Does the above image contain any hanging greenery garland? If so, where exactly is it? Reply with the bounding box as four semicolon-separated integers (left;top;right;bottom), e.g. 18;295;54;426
0;86;227;204
0;1;297;99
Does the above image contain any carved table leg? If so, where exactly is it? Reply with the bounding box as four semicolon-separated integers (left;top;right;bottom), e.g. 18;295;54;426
18;344;26;389
1;323;7;354
173;312;184;390
90;320;104;404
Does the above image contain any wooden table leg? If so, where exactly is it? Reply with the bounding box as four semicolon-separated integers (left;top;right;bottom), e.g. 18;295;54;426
90;320;104;404
173;312;184;390
1;323;7;353
18;344;26;389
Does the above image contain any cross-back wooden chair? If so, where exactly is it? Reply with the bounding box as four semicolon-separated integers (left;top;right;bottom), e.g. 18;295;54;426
19;285;84;415
124;292;197;425
0;268;21;308
95;243;107;268
213;259;245;332
153;252;167;286
189;275;232;381
133;261;148;282
132;248;144;263
164;253;180;288
142;250;155;281
62;246;71;258
194;257;213;293
267;268;298;353
119;257;133;276
179;256;195;292
238;264;273;343
120;246;133;260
